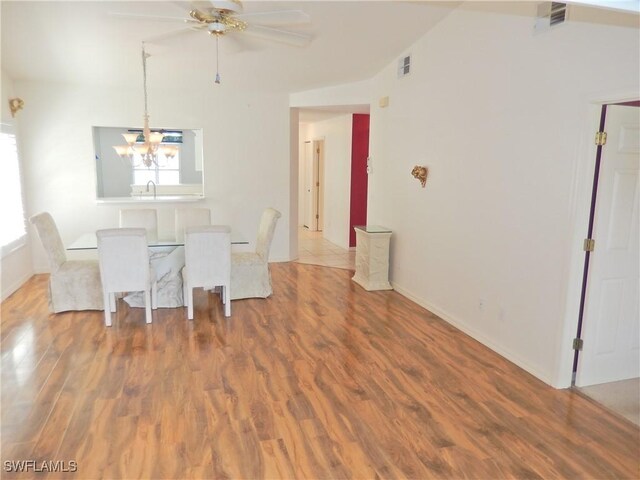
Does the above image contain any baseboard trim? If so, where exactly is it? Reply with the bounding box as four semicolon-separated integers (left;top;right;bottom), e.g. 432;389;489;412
392;282;554;388
1;271;34;302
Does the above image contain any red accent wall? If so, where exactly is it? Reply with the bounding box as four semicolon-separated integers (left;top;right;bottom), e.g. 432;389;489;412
349;114;370;247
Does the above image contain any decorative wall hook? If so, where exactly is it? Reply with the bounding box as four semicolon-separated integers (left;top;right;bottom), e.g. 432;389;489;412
411;165;428;188
9;98;24;117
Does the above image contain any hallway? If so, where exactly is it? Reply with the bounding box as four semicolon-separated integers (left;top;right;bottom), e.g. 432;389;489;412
296;228;355;270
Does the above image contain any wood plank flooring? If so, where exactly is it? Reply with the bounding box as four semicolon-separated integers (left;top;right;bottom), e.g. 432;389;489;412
1;263;638;479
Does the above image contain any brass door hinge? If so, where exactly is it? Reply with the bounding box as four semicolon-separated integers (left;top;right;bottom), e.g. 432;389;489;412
573;338;584;351
595;131;607;146
583;238;595;252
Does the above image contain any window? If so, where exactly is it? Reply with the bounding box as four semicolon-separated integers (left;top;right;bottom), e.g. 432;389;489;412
132;147;181;185
0;124;26;255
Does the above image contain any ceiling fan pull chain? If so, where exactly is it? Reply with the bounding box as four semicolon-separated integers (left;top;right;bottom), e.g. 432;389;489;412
142;42;149;116
215;34;221;84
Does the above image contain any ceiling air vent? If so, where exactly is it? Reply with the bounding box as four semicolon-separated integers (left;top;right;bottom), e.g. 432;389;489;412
535;2;568;32
397;55;411;78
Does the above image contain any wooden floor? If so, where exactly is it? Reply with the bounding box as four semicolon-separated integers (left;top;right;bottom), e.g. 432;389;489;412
1;263;638;479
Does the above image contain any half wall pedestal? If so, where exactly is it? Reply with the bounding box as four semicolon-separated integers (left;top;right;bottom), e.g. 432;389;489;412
352;225;393;291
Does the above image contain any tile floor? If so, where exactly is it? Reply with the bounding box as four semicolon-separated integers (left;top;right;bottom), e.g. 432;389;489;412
296;227;355;270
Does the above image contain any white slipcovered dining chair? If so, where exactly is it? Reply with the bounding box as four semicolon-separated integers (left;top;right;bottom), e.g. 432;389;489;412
182;226;231;319
97;228;157;326
175;208;211;243
230;208;281;300
29;212;103;313
119;209;158;243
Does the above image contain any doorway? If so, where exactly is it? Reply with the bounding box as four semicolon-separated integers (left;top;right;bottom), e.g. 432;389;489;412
573;102;639;424
303;139;324;231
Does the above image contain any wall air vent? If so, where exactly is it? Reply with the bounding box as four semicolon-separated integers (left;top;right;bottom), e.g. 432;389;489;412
535;2;568;32
397;55;411;78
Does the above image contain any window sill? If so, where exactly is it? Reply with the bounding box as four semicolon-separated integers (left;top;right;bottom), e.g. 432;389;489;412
96;195;206;204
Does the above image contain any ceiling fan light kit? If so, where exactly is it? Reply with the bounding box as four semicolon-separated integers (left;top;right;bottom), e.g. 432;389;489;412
208;22;227;34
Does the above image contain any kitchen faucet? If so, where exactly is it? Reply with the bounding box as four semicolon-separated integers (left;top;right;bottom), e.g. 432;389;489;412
146;180;157;200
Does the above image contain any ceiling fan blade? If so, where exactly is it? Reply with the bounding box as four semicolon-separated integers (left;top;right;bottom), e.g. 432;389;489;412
170;1;193;12
242;24;312;47
108;12;197;23
190;1;215;12
234;10;310;26
143;26;204;44
190;1;242;13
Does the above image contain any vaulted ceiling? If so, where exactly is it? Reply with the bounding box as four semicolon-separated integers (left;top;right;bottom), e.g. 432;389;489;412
1;1;459;92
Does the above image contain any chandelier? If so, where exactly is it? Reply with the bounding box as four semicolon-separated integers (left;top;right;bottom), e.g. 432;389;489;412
114;43;178;167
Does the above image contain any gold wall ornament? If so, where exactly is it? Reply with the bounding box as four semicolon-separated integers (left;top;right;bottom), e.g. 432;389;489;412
9;98;24;117
411;165;428;188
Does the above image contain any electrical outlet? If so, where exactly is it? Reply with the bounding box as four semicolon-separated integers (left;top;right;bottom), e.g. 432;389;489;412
478;298;485;311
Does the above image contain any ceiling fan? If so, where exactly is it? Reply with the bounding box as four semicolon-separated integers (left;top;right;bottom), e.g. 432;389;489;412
110;0;313;48
110;1;312;84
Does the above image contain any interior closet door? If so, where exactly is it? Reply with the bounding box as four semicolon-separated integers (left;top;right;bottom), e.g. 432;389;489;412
304;141;313;229
576;104;639;387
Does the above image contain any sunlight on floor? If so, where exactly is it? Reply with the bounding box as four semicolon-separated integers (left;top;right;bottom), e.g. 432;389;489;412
296;227;355;270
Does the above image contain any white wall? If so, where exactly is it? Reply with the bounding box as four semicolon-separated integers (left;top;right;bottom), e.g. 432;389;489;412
291;79;371;109
1;70;33;301
289;108;299;260
15;80;292;272
367;5;640;386
305;115;353;249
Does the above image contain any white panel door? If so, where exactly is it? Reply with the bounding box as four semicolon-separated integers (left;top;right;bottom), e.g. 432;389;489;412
316;140;324;232
576;105;640;387
304;141;313;229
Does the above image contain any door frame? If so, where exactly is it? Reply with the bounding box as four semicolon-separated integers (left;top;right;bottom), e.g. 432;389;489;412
313;139;325;232
302;138;324;231
571;104;607;385
555;90;640;388
303;140;312;229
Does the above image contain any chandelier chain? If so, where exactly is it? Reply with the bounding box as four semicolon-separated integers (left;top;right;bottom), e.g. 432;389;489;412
142;43;149;117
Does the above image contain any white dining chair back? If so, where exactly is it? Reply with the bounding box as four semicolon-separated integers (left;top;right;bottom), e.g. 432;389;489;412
30;211;66;270
29;212;103;313
230;208;281;300
175;208;211;243
97;228;157;326
119;209;158;243
255;208;282;259
182;225;231;318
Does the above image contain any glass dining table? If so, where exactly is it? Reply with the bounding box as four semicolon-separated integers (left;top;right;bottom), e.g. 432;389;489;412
67;232;247;308
67;232;248;250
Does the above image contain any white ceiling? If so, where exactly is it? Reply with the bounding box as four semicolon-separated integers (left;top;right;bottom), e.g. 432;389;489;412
1;1;459;93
